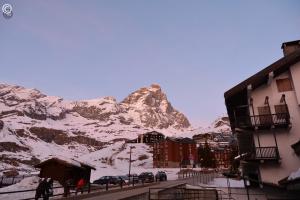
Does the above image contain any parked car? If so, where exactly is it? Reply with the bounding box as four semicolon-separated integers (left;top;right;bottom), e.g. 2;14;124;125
93;176;121;185
138;172;154;182
155;171;167;181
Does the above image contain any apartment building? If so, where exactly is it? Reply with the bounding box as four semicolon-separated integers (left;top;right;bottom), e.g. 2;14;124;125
153;137;197;168
224;40;300;189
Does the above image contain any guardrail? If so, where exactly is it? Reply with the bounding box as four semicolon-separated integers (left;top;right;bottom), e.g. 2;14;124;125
0;175;37;188
178;169;219;184
0;178;161;200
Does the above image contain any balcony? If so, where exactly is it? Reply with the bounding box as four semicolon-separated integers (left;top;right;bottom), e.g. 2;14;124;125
235;113;290;130
245;147;280;162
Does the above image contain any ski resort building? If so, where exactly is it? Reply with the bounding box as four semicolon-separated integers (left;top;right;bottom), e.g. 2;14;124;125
153;137;197;168
126;131;165;144
137;131;165;144
224;40;300;189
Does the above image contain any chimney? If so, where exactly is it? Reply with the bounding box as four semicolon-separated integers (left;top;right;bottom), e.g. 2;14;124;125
281;40;300;56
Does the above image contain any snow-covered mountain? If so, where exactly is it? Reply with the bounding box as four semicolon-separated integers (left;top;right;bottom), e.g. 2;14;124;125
0;83;192;175
0;83;231;176
178;116;231;138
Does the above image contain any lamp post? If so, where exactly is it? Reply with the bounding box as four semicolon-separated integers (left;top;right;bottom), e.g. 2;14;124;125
128;146;134;184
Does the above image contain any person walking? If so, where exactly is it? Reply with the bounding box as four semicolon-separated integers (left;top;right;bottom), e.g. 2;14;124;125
35;178;47;200
63;178;73;197
75;178;85;195
45;178;53;199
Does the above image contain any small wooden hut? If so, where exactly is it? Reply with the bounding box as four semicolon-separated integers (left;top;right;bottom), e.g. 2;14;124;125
35;157;96;187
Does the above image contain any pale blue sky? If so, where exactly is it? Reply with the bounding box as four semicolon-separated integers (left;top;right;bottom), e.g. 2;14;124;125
0;0;300;126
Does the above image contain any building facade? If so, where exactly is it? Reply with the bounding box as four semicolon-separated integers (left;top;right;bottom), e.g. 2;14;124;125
138;131;165;144
126;131;165;144
212;146;237;169
224;40;300;188
153;137;197;168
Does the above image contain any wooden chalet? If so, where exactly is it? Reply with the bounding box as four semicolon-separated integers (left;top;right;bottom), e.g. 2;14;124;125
35;157;96;187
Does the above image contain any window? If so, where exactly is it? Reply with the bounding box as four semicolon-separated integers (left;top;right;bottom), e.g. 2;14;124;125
276;78;293;92
291;140;300;156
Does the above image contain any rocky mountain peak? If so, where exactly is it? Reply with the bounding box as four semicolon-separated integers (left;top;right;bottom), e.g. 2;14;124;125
0;83;191;130
121;84;190;129
121;84;168;108
0;84;46;106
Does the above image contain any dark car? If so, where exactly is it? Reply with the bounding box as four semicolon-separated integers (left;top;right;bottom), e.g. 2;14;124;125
138;172;154;182
155;171;167;181
93;176;120;185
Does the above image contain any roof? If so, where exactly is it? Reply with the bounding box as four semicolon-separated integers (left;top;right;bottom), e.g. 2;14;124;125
166;137;195;144
281;40;300;49
279;176;300;186
143;131;164;136
224;48;300;99
35;157;96;170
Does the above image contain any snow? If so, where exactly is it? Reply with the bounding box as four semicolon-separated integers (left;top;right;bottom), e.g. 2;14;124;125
0;176;40;200
0;176;64;200
288;168;300;181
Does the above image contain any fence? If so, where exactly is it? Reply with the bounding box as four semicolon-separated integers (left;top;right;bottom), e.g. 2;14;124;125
0;178;156;200
0;174;37;188
178;169;219;184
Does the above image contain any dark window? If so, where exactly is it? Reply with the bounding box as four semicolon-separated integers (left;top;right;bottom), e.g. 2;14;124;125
291;140;300;156
276;78;293;92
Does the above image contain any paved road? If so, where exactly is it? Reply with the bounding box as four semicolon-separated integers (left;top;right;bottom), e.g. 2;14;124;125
60;177;269;200
68;178;193;200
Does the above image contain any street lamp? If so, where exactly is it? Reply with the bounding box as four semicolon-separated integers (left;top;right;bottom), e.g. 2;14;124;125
128;146;134;184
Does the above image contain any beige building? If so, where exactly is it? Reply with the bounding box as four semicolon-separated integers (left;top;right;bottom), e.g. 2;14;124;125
224;40;300;189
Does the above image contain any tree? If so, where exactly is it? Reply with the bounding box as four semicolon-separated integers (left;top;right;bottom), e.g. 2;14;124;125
198;141;216;168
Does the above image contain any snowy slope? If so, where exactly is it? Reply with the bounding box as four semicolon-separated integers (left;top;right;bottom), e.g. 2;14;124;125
0;83;193;175
178;116;231;138
0;83;231;176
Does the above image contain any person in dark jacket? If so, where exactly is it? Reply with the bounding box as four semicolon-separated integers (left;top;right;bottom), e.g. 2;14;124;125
35;178;47;200
63;178;73;197
45;178;53;198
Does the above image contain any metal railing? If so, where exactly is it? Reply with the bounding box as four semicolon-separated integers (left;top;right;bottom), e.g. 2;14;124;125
235;113;290;129
0;175;36;188
0;179;156;200
246;147;280;161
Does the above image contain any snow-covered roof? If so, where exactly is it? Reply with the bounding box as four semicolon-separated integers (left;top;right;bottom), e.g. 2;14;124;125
35;156;96;170
288;168;300;181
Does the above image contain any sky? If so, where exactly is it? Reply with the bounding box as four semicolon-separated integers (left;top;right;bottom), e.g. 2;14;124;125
0;0;300;126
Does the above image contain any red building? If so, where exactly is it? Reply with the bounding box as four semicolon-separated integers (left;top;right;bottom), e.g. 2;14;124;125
153;137;197;168
212;147;234;169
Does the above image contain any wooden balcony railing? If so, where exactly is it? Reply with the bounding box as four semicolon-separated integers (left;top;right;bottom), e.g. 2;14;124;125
246;146;280;161
235;113;290;130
